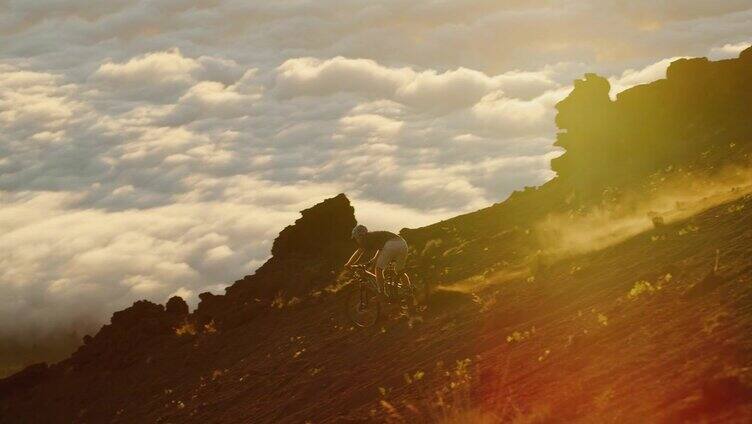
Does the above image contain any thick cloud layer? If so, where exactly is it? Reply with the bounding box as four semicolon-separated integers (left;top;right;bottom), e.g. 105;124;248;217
0;0;751;368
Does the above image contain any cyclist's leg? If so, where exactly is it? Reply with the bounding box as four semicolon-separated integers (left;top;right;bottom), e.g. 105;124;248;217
374;265;384;293
387;239;411;302
393;238;408;284
375;243;397;294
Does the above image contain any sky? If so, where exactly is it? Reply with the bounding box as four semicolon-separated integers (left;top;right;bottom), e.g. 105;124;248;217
1;0;751;356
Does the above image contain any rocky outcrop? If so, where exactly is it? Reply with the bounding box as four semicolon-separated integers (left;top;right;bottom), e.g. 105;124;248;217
270;193;356;259
188;193;356;329
552;46;752;192
403;47;752;286
68;300;179;370
165;296;189;317
223;193;356;301
0;193;358;399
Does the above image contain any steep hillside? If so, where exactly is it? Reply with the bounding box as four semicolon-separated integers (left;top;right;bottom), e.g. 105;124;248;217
403;46;752;287
2;49;752;423
2;190;751;423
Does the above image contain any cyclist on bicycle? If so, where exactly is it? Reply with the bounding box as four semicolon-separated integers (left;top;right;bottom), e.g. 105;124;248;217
344;224;410;294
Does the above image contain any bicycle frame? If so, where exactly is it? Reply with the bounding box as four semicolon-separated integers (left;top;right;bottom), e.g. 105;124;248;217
350;265;379;290
345;264;416;327
351;264;405;301
350;265;398;288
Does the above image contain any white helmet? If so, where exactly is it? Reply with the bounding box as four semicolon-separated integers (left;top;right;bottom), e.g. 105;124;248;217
351;224;367;239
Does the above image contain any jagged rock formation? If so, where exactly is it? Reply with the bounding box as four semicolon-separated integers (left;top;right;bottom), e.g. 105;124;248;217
0;193;357;406
552;47;752;191
69;300;179;370
270;193;356;259
226;192;356;300
197;193;356;328
188;193;357;330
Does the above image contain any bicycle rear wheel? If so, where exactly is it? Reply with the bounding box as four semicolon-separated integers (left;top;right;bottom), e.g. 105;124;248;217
345;283;381;327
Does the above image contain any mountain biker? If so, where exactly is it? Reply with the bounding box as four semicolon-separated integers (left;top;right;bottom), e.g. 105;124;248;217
344;224;411;294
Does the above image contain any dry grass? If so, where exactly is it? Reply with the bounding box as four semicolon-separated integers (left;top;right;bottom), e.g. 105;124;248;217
174;322;197;336
271;291;286;309
373;357;554;423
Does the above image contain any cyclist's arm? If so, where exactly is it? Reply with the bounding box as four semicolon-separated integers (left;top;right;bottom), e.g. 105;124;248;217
368;249;380;271
368;249;379;264
344;248;365;267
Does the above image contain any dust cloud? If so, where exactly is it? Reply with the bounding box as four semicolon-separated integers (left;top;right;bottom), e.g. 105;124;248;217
535;164;752;259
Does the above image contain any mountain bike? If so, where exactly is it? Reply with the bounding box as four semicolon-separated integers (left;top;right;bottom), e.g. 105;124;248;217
344;263;418;327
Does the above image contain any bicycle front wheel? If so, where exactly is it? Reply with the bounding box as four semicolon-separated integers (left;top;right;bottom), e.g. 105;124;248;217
345;283;381;327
